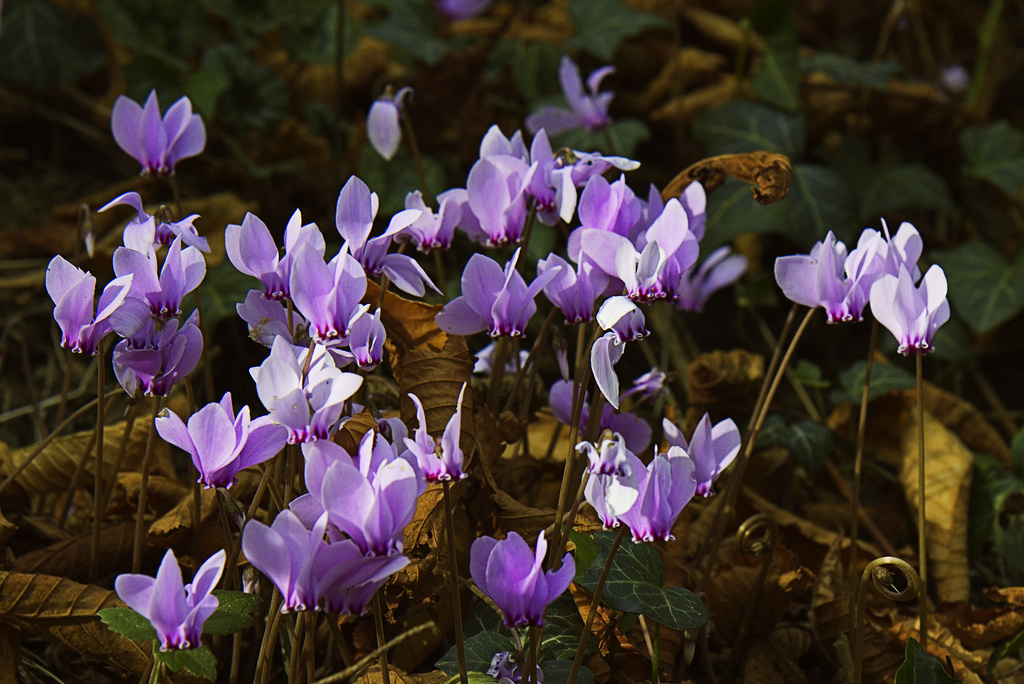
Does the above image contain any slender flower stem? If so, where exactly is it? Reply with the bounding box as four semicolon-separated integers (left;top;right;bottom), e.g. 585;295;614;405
502;308;559;416
916;353;928;650
854;557;920;684
226;458;279;578
305;612;317;684
133;396;165;573
517;201;539;265
168;174;183;220
567;526;627;684
97;400;140;522
432;249;448;299
311;621;436;684
652;620;661;684
373;590;392;684
400;115;430;204
289;607;308;683
487;337;512;415
90;339;106;582
443;480;469;684
256;592;285;684
848;320;878;632
54;347;74;430
700;307;815;588
147;656;160;684
192;476;202;583
524;625;540;684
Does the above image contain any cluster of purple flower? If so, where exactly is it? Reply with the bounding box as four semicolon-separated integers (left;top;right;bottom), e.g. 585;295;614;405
775;222;949;354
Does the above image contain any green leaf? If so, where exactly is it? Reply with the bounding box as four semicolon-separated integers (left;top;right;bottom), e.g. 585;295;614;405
96;0;207;69
894;637;961;683
931;240;1024;335
98;607;157;641
830;360;917;405
539;594;591;661
788;360;829;389
569;530;599;583
513;42;563;103
988;626;1024;678
202;44;289;132
693;101;806;158
1012;425;1024;476
358;145;446;218
703;163;854;251
271;0;353;64
156;645;218;681
0;0;107;91
201;591;262;634
540;660;595;684
579;532;708;631
554;119;651;159
445;674;497;684
756;416;832;475
368;0;454;66
968;454;1024;562
749;0;799;112
799;52;901;89
859;163;953;220
184;69;231;121
566;0;671;61
196;260;260;330
436;630;515;675
959;120;1024;197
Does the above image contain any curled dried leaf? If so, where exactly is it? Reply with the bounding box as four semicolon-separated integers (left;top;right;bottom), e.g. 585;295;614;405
662;151;793;205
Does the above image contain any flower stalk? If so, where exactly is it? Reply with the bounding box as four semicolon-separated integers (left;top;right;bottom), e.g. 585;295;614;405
567;526;627;684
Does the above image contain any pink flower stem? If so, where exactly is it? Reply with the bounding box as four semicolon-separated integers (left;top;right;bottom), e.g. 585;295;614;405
444;480;469;684
132;396;165;573
848;319;878;632
567;526;627;684
90;339;106;582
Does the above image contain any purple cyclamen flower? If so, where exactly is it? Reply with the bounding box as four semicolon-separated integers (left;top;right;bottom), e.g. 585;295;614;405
242;510;329;612
402;190;461;253
113;237;206;319
236;290;307;347
616;446;697;542
404;383;468;482
111;90;205;177
473;342;529;375
226;210;325;301
869;264;950;355
488;652;543;684
289;244;369;343
348;309;386;370
675;246;747;313
525;55;614;136
250;337;363;443
774;230;888;323
572;174;642;240
46;256;133;356
155;392;288;489
100;191;209;253
437;0;493;19
591;296;648;410
367;87;412;161
548;380;652;453
436;248;560;337
320;451;420;556
112;311;203;397
115;548;225;651
470;531;574;628
315;541;409;615
663;414;740;497
582;433;642;527
539;254;609;324
525;129;578;225
461;156;537;247
335;176;437;297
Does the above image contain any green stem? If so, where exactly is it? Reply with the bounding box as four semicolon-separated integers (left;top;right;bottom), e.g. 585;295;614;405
848;320;878;633
652;621;661;684
400;114;431;204
966;0;1004;110
373;590;392;684
444;480;469;684
567;526;627;684
90;339;106;582
524;625;540;684
133;396;165;573
916;353;928;650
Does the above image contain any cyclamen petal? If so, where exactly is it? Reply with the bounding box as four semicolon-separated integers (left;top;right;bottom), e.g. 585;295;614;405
111;90;205;176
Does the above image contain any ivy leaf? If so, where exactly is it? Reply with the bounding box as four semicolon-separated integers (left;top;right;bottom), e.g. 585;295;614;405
693;101;806;158
830;360;916;405
539;594;591;661
756;415;832;475
98;607;157;641
703;163;854;251
156;645;218;681
436;630;515;675
579;531;708;631
799;52;901;89
540;660;595;684
750;0;799;112
566;0;670;61
569;530;599;583
201;591;262;634
202;44;288;132
959;121;1024;197
368;0;454;66
0;0;107;92
969;454;1024;571
96;0;207;69
931;241;1024;335
893;637;961;683
788;360;829;389
859;163;953;220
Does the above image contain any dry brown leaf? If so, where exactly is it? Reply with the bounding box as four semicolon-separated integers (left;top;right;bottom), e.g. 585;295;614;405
889;617;988;684
0;506;16;548
637;47;728;110
685;349;764;428
741;625;814;684
650;77;742;126
898;411;972;602
935;600;1024;650
0;412;156;500
356;665;449;683
0;624;20;684
681;7;765;51
0;571;150;677
663;151;793;205
13;521;146;583
809;537;853;651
